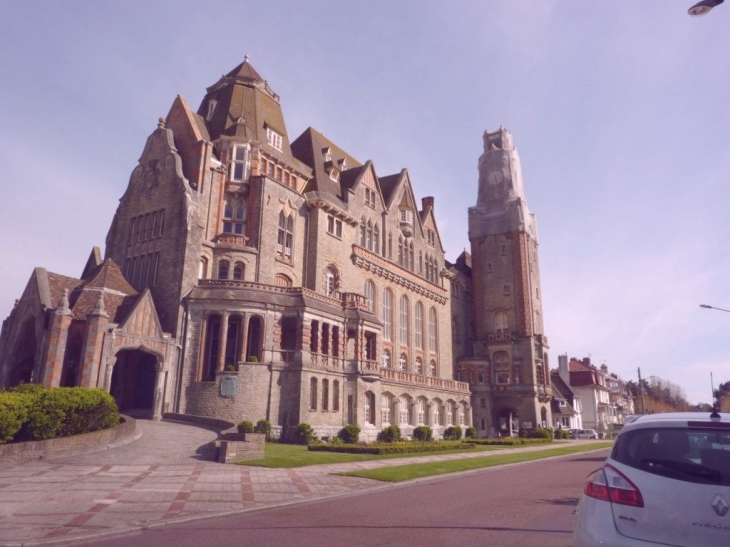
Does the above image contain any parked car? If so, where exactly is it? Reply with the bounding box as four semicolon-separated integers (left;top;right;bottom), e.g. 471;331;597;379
574;412;730;547
571;428;598;440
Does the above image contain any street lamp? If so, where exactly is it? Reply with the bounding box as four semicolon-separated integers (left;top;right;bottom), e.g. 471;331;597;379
700;304;730;313
689;0;725;16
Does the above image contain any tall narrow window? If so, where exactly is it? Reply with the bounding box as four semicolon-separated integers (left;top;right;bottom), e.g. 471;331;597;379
322;379;329;411
429;360;437;377
332;380;340;412
494;351;510;385
382;349;390;369
373;225;380;254
364;281;375;312
428;307;438;354
199;257;208;279
206;100;217;121
495;310;508;333
399;295;409;346
233;262;244;281
398;353;407;372
310;378;318;411
409;242;414;271
277;211;293;259
382;289;393;340
415;357;423;375
323;267;337;297
415;302;424;349
229;145;249;182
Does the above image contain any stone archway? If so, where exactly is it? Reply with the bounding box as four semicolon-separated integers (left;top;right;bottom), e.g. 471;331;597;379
496;407;519;437
109;349;159;418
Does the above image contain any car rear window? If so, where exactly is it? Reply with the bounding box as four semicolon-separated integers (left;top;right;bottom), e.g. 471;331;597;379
612;427;730;485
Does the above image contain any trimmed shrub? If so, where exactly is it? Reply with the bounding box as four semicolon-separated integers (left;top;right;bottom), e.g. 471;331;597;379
308;441;474;455
0;391;32;444
338;423;361;444
443;425;462;441
248;356;258;363
22;387;119;441
555;429;569;439
464;426;477;439
412;425;433;442
237;420;254;434
464;437;552;446
292;422;315;445
224;364;235;372
254;419;271;438
377;425;401;443
524;428;553;440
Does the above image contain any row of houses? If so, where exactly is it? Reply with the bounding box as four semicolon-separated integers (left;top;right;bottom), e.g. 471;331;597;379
550;355;636;435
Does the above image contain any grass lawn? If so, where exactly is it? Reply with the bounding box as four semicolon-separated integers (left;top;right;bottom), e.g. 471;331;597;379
338;442;613;482
236;442;511;468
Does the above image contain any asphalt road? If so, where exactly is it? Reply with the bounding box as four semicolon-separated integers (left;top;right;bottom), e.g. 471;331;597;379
79;449;609;547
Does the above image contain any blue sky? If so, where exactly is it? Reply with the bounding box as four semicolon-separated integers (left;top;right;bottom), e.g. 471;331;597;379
1;1;728;404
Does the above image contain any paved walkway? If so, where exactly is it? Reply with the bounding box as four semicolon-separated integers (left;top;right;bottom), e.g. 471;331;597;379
0;421;605;547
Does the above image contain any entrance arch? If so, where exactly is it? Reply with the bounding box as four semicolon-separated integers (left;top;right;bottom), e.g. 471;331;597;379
496;407;519;436
110;349;158;417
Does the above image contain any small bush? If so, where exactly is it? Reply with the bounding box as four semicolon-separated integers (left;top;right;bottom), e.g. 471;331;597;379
524;428;553;440
254;419;271;438
412;425;433;442
377;425;401;443
237;420;254;434
292;422;315;445
464;437;552;446
443;425;462;441
465;426;477;439
338;424;361;444
248;356;258;363
555;429;569;439
328;436;344;445
0;391;32;444
224;364;235;372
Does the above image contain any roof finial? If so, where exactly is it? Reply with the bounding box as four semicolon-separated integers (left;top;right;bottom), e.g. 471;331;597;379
244;54;250;63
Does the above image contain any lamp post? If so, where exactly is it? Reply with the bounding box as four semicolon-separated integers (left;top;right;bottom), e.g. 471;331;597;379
700;304;730;313
689;0;725;16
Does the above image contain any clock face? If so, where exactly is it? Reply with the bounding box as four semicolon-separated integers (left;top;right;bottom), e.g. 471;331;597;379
487;170;504;185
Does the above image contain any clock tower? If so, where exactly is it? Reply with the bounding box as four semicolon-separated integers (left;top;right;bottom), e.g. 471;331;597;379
463;127;552;436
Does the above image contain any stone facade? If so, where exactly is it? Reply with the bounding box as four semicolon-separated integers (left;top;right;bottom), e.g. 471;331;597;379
0;61;554;439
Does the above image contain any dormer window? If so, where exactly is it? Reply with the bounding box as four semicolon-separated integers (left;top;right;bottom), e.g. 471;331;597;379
266;127;283;151
338;158;347;170
365;188;376;208
229;145;250;182
427;229;436;246
322;147;332;161
399;209;414;237
206;100;217;121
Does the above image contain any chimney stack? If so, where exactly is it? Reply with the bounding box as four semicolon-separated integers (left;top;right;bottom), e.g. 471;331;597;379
422;196;434;212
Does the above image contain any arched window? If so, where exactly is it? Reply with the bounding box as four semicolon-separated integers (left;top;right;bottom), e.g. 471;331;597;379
397;236;404;266
322;379;329;411
494;351;510;385
323;266;337;297
223;199;247;235
364;280;375;312
275;274;292;287
495;310;508;333
381;393;393;425
218;260;229;280
429;359;437;377
415;356;423;375
382;289;393;340
310;378;318;411
428;307;438;354
398;353;407;372
364;391;375;424
382;349;390;369
373;224;380;254
416;397;426;425
446;401;454;425
333;380;340;412
399;395;410;425
415;302;424;349
360;220;366;247
199;257;208;279
399;295;409;345
388;232;392;259
233;262;244;281
366;221;373;251
409;242;414;271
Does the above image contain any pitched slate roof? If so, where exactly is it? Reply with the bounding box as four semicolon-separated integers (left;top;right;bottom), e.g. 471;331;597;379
291;127;362;199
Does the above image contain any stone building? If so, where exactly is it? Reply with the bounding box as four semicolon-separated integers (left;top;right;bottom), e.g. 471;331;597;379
0;59;473;440
450;127;553;436
0;60;558;439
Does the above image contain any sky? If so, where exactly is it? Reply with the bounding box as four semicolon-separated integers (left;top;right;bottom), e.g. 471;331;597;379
1;1;728;405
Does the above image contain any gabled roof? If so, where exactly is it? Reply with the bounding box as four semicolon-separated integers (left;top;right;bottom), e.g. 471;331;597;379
291;127;362;199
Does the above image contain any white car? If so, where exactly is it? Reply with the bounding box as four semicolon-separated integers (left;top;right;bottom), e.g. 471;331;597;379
572;428;599;440
574;412;730;546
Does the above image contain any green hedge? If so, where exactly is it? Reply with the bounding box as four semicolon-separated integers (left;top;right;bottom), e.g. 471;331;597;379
308;441;475;455
0;385;119;444
463;437;553;446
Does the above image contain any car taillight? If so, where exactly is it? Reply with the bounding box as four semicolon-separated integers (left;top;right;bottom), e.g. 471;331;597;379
584;464;644;508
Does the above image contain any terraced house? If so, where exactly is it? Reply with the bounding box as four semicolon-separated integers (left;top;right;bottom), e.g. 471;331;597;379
0;59;553;438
